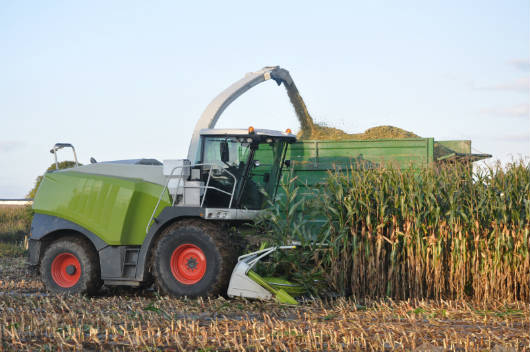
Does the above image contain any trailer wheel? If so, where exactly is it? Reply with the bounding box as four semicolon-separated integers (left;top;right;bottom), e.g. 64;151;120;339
40;236;102;295
152;220;239;297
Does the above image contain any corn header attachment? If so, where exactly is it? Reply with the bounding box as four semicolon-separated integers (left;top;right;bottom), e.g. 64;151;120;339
227;246;304;305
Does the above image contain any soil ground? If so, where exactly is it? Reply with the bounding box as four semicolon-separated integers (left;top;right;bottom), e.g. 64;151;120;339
0;256;528;351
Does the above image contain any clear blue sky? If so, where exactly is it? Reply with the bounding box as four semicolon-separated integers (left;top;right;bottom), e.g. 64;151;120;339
1;1;528;197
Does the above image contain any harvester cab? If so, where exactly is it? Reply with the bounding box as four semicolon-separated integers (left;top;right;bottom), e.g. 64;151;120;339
29;66;302;303
159;127;294;212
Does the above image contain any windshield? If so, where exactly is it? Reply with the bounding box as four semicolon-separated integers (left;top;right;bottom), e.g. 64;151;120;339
202;137;251;168
200;136;289;209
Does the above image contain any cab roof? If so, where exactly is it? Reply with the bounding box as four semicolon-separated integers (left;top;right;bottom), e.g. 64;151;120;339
199;128;296;141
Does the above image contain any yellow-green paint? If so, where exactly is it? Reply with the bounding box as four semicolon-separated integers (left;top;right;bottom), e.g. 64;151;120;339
247;270;298;305
263;277;305;296
33;171;171;245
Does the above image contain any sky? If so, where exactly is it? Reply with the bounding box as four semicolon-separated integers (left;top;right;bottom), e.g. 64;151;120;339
1;1;529;198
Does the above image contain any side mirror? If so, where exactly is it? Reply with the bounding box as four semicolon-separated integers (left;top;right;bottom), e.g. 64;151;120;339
284;160;291;167
220;141;229;163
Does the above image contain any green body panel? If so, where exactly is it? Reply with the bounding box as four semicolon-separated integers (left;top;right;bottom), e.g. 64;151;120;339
247;270;298;305
249;138;489;195
251;137;485;195
274;138;484;192
263;277;305;296
250;138;488;233
436;140;471;154
288;138;434;172
32;171;171;245
280;138;437;194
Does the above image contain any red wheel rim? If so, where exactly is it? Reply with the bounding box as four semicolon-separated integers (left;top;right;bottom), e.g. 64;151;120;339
51;252;81;288
170;244;207;284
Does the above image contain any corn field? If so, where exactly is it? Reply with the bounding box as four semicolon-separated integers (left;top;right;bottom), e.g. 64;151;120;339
0;205;31;242
259;160;530;303
318;160;530;302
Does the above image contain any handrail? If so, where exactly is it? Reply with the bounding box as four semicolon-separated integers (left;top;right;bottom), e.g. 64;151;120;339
146;163;238;234
49;143;79;169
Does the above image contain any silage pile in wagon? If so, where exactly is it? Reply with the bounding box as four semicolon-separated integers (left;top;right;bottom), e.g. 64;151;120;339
284;82;418;140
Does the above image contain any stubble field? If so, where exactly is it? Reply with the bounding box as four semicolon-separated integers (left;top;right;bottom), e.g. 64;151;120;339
0;256;528;351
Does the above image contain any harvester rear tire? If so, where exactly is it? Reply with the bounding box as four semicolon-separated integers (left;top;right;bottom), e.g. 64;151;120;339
152;219;239;297
40;236;102;295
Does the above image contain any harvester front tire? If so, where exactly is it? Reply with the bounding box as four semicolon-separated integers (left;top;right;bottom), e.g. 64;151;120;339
40;236;102;295
152;220;238;297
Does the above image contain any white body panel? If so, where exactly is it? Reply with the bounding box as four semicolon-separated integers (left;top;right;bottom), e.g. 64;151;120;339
227;261;272;300
164;159;192;199
182;181;202;206
71;163;166;186
163;159;190;178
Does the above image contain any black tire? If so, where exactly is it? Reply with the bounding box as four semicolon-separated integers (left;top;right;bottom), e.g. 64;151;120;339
152;219;239;297
40;236;102;295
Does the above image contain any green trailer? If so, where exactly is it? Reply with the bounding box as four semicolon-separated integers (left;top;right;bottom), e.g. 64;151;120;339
252;138;491;193
250;137;491;236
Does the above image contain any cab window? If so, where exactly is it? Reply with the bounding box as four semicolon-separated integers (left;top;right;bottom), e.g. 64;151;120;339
202;137;251;167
